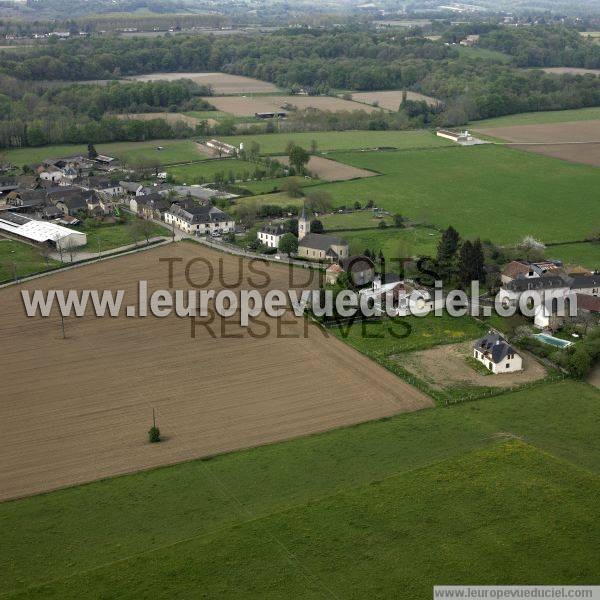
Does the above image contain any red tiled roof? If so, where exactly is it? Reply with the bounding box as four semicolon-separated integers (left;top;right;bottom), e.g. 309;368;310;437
577;293;600;313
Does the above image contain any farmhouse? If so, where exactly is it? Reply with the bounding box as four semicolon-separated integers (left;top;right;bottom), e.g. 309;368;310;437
0;211;86;249
473;333;523;374
297;207;349;262
258;223;286;249
136;194;171;220
501;259;563;284
81;177;123;197
94;155;120;169
164;203;235;235
120;181;145;196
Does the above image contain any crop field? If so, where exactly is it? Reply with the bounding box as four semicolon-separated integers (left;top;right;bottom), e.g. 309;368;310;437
348;90;439;110
203;94;381;117
0;239;58;282
275;155;378;181
319;146;600;245
5;139;205;167
166;158;257;184
220;130;451;154
126;72;279;94
476;121;600;167
471;106;600;128
3;380;600;597
0;242;431;501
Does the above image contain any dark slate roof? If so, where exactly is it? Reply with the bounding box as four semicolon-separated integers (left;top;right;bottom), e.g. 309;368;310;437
260;224;285;235
505;275;571;292
473;333;517;364
168;203;232;224
571;275;600;290
341;255;375;273
298;233;348;251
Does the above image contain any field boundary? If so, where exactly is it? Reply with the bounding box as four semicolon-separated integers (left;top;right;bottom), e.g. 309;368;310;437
0;238;171;288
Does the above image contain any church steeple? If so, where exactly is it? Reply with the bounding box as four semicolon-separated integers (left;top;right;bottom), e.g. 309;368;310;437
298;205;310;241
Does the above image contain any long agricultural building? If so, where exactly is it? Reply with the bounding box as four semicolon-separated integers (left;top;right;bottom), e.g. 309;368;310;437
0;212;87;249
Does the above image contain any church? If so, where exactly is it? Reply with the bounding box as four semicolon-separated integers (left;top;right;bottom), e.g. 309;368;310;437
296;206;349;263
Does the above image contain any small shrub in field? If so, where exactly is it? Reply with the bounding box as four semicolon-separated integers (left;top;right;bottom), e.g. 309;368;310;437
148;426;161;443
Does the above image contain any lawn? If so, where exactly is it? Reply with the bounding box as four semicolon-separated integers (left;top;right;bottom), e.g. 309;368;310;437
234;191;304;212
240;176;320;195
3;380;600;598
321;145;600;245
330;312;487;358
332;225;440;260
220;130;452;155
5;139;204;168
471;106;600;128
77;218;168;252
546;242;600;270
166;158;257;184
319;210;393;229
0;239;59;281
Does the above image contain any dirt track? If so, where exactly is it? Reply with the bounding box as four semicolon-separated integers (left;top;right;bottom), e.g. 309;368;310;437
0;243;432;501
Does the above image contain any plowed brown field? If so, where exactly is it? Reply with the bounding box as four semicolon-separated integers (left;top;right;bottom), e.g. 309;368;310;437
0;243;431;501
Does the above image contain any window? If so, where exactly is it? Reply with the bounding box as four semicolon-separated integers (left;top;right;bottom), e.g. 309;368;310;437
506;363;510;368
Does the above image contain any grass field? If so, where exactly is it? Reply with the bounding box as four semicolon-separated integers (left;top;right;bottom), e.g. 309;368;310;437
331;312;487;359
3;379;600;598
0;239;59;281
234;191;305;212
240;176;319;195
78;218;168;251
321;146;600;245
320;210;393;229
332;226;440;260
220;130;451;154
456;45;513;63
471;106;600;128
166;158;256;184
547;242;600;270
5;139;205;168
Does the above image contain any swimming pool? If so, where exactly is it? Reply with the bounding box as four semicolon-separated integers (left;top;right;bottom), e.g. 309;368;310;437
533;333;573;349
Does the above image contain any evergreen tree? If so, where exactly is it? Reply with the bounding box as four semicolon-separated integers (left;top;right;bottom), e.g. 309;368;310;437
87;143;98;160
436;226;460;283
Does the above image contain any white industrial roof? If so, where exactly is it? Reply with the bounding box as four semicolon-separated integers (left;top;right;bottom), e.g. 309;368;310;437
0;213;87;245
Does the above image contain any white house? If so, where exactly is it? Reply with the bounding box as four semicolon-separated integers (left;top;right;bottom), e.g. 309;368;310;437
472;333;523;374
165;203;235;235
359;275;439;317
258;224;286;248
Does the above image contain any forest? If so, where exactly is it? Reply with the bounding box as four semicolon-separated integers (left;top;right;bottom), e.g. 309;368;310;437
2;24;600;148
